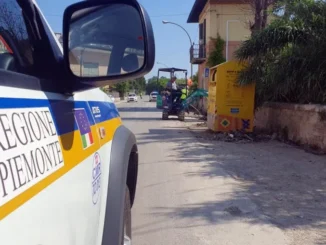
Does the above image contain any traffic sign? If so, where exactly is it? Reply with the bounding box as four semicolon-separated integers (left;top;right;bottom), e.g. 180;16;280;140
204;68;209;78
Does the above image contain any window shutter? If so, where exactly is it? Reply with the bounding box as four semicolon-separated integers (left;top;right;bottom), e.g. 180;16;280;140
203;19;206;45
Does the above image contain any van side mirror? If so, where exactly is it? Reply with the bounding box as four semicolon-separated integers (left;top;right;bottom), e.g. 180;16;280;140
62;0;155;86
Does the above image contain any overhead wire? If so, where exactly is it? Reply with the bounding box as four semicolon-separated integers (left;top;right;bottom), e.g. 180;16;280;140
44;13;190;18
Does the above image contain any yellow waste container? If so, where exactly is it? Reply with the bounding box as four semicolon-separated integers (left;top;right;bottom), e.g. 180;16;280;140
207;61;255;132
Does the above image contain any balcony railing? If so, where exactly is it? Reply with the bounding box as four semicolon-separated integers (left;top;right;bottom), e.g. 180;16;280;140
190;44;206;64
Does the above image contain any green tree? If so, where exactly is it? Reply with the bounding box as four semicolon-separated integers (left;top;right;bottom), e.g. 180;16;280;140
176;78;186;86
134;76;146;93
236;0;326;106
113;81;130;98
111;76;145;97
99;85;110;94
206;34;226;67
145;76;168;94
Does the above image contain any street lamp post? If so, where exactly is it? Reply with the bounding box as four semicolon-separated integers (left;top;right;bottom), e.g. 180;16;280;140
156;61;168;68
162;20;193;79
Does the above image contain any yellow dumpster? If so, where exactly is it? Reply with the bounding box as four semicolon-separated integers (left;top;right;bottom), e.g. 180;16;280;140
207;61;255;132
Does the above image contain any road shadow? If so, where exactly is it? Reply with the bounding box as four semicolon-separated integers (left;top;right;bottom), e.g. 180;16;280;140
137;124;326;244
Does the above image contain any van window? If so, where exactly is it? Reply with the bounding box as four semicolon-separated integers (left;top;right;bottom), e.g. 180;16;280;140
0;0;34;69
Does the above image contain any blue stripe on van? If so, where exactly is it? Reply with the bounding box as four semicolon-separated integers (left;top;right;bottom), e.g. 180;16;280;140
0;98;119;136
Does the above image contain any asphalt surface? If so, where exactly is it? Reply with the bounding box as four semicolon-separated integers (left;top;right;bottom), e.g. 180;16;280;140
117;98;290;245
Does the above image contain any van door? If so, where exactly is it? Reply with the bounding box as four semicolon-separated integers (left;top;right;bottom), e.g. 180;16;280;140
0;1;106;244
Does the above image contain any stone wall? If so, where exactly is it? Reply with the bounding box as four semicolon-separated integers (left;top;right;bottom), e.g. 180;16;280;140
255;102;326;151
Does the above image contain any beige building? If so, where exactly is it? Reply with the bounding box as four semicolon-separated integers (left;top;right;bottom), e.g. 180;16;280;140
55;32;144;78
69;46;144;77
188;0;254;91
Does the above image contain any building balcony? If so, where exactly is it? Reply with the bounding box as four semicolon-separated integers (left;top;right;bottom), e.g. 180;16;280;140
190;44;206;64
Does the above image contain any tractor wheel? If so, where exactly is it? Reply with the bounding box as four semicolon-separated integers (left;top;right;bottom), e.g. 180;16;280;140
162;111;169;120
178;111;185;121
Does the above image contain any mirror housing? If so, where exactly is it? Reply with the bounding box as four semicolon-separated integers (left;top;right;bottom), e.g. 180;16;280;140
62;0;155;88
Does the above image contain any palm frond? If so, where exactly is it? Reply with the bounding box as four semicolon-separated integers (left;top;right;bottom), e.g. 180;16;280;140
235;23;309;60
236;0;326;106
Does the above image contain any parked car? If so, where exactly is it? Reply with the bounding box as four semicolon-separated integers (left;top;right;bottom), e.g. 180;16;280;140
128;93;138;102
149;91;158;102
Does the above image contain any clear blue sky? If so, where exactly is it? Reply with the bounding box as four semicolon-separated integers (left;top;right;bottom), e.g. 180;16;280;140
36;0;199;80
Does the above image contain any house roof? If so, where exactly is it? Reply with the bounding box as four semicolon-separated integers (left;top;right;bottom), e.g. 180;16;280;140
187;0;207;23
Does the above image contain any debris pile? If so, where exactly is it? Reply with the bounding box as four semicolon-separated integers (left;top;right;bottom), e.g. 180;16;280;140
196;122;207;127
188;122;326;154
207;130;272;143
189;123;272;143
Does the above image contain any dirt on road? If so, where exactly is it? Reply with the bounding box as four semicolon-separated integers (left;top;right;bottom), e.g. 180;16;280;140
182;120;326;245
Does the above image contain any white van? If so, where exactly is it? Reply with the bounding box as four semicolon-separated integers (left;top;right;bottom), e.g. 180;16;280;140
0;0;155;245
127;93;138;102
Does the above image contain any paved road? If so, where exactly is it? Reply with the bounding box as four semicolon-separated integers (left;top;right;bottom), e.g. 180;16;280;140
117;98;290;245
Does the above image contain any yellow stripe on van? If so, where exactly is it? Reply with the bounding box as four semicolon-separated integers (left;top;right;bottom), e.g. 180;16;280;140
0;117;122;220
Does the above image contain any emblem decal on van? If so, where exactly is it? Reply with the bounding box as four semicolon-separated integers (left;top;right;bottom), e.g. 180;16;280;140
92;152;101;204
92;106;101;118
0;108;64;207
73;108;94;149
